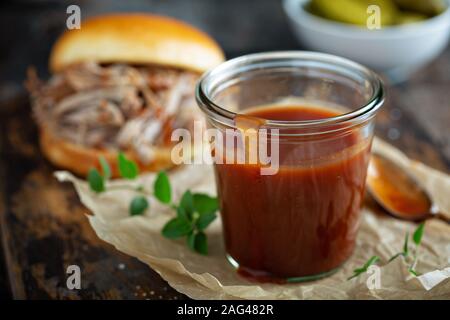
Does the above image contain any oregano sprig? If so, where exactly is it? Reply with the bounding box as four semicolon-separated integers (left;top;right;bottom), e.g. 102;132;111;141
347;255;380;280
161;188;218;255
388;222;425;276
388;232;409;262
348;222;426;280
88;154;149;215
86;154;218;255
409;222;425;276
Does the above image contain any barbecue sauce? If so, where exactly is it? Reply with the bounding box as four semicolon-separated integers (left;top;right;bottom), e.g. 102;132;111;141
214;105;372;281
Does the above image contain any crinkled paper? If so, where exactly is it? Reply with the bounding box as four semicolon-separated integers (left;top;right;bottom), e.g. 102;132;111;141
56;139;450;299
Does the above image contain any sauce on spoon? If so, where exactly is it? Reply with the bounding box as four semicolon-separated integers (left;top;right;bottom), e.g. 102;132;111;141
367;153;449;223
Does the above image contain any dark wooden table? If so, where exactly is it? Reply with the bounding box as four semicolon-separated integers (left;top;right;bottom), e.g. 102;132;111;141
1;0;449;300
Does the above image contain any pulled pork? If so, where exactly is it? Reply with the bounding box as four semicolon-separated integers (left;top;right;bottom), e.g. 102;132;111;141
26;62;199;163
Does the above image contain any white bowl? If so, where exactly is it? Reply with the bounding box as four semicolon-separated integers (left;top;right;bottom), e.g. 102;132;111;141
283;0;450;82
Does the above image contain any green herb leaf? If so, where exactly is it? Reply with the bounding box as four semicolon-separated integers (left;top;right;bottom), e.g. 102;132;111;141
99;156;111;180
129;196;149;216
196;212;217;230
188;231;208;255
408;268;420;277
388;231;412;262
413;223;425;246
118;152;138;179
364;255;380;269
154;171;171;204
162;217;192;239
187;232;196;251
176;205;188;220
347;255;380;280
179;190;194;217
193;193;219;215
87;168;105;193
403;231;409;256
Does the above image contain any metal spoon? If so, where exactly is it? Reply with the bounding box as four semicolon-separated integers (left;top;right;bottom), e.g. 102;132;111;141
366;153;450;224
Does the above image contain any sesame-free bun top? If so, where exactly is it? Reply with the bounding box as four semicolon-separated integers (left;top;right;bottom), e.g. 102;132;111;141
49;13;225;73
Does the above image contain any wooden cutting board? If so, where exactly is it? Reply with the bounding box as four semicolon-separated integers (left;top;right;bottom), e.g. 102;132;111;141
0;97;186;299
1;79;448;299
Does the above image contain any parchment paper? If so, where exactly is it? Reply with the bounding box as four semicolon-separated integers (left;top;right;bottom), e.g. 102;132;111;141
55;138;450;299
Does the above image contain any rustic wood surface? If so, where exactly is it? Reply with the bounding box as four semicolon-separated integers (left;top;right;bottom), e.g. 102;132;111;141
0;0;449;300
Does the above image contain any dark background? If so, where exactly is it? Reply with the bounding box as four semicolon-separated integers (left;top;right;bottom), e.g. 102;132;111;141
0;0;449;300
0;0;298;300
0;0;298;83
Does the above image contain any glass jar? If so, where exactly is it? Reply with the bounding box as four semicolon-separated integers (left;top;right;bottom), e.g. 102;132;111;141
196;51;384;282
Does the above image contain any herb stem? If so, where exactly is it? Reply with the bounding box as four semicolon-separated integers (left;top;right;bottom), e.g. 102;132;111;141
388;252;403;263
87;155;218;255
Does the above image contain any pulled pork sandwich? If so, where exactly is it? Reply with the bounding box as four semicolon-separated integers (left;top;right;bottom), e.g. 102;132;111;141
26;14;224;177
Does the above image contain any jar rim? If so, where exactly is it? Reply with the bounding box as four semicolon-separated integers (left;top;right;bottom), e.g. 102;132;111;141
196;51;384;130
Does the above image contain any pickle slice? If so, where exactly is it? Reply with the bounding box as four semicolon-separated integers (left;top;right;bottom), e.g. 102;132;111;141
310;0;398;26
393;0;446;16
396;11;427;24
